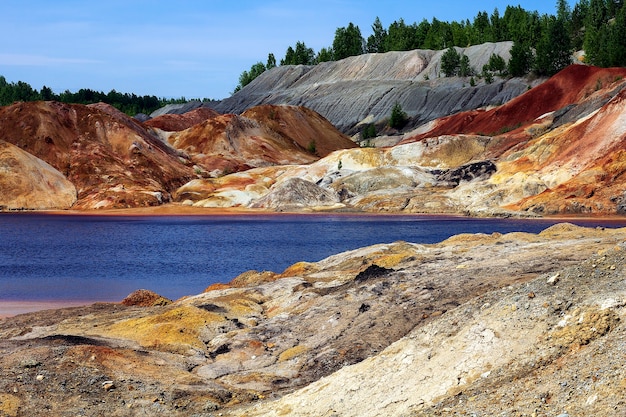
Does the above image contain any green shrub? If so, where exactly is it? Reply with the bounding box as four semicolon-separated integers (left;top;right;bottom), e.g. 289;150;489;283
360;123;377;140
389;102;408;129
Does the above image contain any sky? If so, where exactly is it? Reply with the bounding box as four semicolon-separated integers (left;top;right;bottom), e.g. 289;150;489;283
1;0;564;100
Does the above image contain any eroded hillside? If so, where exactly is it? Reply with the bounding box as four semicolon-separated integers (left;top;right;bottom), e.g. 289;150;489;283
210;42;536;134
1;224;625;416
178;64;626;216
0;102;354;210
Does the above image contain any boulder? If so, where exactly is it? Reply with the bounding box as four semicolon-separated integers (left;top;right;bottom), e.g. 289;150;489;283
251;177;340;210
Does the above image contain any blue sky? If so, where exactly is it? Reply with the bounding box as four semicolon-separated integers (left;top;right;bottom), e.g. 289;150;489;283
1;0;564;99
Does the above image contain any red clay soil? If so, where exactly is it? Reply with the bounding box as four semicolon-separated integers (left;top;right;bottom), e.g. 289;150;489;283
504;87;626;214
143;107;220;132
242;104;358;157
168;105;357;173
0;101;195;208
401;65;626;143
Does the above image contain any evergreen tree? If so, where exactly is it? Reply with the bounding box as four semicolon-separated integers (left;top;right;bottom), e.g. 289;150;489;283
281;41;315;65
333;23;364;60
234;61;266;92
535;16;572;76
608;3;626;66
385;18;417;51
266;53;276;70
557;0;572;23
491;8;503;41
571;0;589;50
389;102;408;129
472;11;492;44
366;17;387;53
40;85;54;101
415;19;432;49
584;0;608;64
459;54;473;76
424;18;451;49
315;47;334;63
508;41;534;77
451;21;469;47
487;53;507;75
441;47;461;76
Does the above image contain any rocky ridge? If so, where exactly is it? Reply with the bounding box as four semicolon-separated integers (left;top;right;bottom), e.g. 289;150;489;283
1;223;625;416
209;42;536;134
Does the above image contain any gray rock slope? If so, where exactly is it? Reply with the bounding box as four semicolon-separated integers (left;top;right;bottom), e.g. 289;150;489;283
208;42;541;134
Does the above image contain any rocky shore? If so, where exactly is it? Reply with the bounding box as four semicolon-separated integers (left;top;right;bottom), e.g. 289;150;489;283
1;223;625;416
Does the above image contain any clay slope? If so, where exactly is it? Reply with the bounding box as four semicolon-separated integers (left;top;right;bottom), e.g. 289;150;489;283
0;101;356;210
177;65;626;216
0;140;76;209
1;224;625;416
167;105;355;178
0;101;196;209
400;64;626;142
143;107;220;132
209;42;536;133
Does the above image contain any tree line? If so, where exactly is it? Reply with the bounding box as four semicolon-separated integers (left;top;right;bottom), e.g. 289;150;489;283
0;76;212;115
236;0;626;91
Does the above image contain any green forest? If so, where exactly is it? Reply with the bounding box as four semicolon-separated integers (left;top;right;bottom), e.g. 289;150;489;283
0;76;212;115
236;0;626;91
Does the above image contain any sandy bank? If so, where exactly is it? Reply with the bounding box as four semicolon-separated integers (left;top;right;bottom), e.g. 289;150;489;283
0;300;113;319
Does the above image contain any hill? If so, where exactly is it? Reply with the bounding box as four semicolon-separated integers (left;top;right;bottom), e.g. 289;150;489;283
175;63;626;216
0;102;354;209
209;42;535;135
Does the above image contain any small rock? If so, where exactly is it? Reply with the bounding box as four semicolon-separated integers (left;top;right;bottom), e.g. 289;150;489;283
35;375;44;381
102;381;115;391
20;359;40;368
547;273;560;285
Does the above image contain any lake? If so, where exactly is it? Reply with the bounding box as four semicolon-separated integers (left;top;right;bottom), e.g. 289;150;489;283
2;213;626;305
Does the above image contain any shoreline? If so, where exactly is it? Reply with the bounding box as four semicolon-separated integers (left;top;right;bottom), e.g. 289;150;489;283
2;203;626;222
0;300;116;319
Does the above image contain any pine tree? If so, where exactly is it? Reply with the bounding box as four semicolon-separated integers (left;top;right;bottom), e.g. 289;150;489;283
389;102;408;129
584;0;608;64
606;2;626;66
459;54;473;76
441;47;461;76
266;53;276;70
333;23;364;60
508;41;534;77
366;17;387;53
535;16;572;76
315;47;334;63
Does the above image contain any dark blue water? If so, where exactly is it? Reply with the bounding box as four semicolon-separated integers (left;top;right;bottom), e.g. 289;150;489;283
1;213;625;302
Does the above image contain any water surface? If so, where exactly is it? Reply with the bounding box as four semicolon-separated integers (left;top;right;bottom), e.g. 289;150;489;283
1;213;625;304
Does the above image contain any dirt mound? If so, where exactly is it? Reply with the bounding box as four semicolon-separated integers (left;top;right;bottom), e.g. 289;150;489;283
143;107;220;132
402;65;626;142
0;140;76;210
168;105;355;178
121;289;171;307
241;104;357;157
0;101;194;209
210;42;532;133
